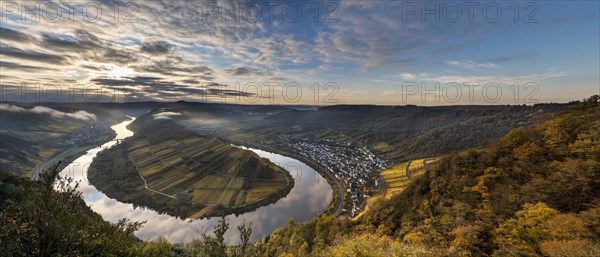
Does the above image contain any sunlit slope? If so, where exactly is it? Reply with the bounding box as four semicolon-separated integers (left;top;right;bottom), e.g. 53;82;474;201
355;158;439;220
380;158;439;199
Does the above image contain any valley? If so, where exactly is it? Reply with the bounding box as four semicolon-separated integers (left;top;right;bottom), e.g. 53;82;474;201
88;113;294;219
0;101;578;220
2;96;599;256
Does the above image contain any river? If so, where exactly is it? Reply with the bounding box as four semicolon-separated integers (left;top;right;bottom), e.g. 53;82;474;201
58;118;332;244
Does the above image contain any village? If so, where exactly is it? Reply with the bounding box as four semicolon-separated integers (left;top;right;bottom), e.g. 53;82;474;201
65;123;111;145
275;134;387;216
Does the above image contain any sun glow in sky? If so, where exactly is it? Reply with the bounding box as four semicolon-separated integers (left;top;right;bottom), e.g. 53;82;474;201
0;1;598;105
105;65;136;79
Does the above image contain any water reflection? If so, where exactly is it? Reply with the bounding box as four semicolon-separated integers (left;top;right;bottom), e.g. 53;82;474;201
59;119;332;244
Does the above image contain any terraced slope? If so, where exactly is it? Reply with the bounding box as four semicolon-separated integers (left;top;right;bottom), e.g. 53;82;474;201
355;158;439;220
127;135;290;208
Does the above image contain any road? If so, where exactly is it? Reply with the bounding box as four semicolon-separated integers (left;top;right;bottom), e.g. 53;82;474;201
330;170;345;216
405;160;413;181
31;146;77;181
127;154;178;200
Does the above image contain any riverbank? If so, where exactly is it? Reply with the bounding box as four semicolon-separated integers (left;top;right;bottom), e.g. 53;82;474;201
221;138;345;217
88;138;296;219
31;131;116;181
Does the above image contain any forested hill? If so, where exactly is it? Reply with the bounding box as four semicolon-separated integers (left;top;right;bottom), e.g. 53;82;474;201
255;96;599;256
226;103;574;163
0;164;142;256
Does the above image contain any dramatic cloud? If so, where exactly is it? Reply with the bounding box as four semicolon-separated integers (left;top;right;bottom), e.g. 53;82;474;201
0;1;596;104
40;33;99;52
91;76;163;87
0;104;97;121
89;75;255;101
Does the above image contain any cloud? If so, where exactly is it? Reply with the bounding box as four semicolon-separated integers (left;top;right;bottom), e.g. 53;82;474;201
30;106;97;120
80;63;113;71
223;67;265;76
0;104;97;121
0;61;59;72
153;111;182;120
402;71;568;84
446;60;499;70
206;88;255;97
399;73;417;80
40;33;99;52
0;26;33;42
0;0;592;103
141;41;175;55
89;76;256;101
131;59;213;77
0;45;68;64
91;76;163;87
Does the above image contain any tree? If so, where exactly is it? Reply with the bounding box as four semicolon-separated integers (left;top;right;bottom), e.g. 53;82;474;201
0;163;143;256
493;203;558;256
202;217;229;257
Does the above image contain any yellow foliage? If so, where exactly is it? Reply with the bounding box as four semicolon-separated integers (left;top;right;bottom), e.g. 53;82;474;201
449;225;483;257
494;203;559;256
321;233;437;257
540;239;600;257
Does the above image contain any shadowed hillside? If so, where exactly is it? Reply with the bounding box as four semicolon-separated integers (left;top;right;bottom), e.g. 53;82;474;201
0;103;121;176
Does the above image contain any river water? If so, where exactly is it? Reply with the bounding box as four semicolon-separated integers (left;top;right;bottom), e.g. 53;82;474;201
58;119;332;244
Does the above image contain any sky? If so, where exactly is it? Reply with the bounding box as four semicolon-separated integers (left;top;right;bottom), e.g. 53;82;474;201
0;0;598;105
